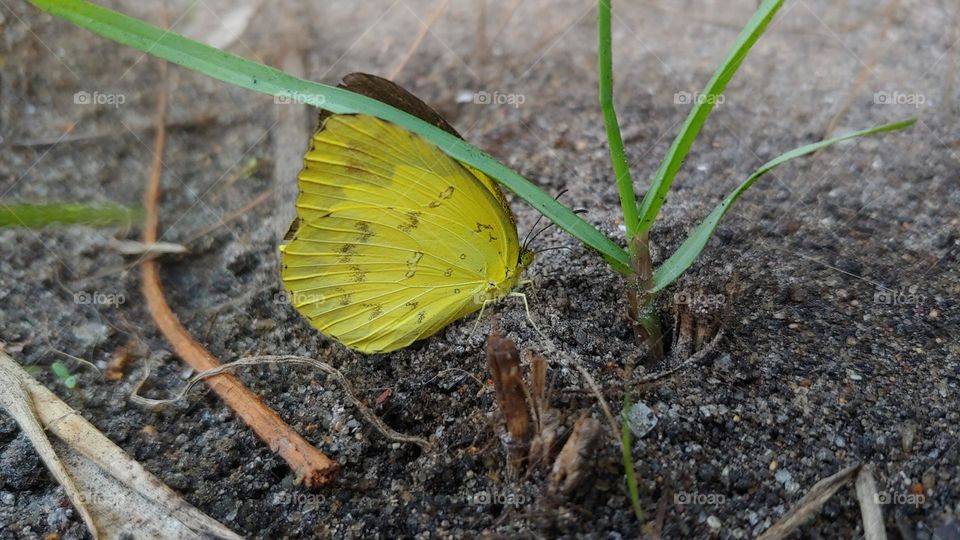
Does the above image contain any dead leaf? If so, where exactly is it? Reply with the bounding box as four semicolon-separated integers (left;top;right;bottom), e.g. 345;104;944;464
104;340;137;381
548;415;601;497
855;466;887;540
486;331;530;444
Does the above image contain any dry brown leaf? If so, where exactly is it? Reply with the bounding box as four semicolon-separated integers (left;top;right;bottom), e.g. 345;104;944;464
104;340;137;381
486;331;531;444
548;415;601;497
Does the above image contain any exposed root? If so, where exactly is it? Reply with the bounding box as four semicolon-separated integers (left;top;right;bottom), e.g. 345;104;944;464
131;355;432;451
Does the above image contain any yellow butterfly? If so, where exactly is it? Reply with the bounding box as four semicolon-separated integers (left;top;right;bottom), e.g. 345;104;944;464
280;74;533;354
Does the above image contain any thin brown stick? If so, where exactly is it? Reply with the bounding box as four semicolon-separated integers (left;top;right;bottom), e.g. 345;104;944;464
386;0;450;80
181;188;273;246
72;189;274;287
489;0;522;46
821;0;898;139
139;59;337;487
538;338;619;445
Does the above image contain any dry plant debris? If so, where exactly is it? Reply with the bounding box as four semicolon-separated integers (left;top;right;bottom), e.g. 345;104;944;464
547;415;602;497
486;328;532;475
138;58;337;487
0;349;241;539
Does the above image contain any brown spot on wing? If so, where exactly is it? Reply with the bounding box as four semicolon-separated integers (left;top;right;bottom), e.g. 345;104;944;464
354;221;374;243
338;243;356;263
397;211;422;233
405;251;424;278
364;303;384;320
350;265;368;283
428;186;456;208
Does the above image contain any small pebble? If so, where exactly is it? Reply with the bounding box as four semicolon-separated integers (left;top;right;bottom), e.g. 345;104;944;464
713;354;733;370
775;469;792;485
787;286;807;303
625;401;658;438
707;515;721;530
254;318;276;332
923;470;936;491
72;321;108;348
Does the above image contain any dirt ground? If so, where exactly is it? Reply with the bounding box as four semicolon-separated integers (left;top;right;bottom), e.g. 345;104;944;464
1;0;958;538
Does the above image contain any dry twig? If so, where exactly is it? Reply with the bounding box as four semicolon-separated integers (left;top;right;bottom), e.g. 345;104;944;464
386;0;450;80
0;350;241;539
758;464;862;540
138;59;337;486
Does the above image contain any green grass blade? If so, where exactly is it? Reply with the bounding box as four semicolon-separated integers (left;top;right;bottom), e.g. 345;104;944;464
650;119;916;293
598;0;640;236
621;397;645;522
635;0;784;236
28;0;631;273
0;203;142;228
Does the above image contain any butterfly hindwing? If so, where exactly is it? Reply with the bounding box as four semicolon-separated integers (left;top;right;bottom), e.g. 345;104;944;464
282;113;521;353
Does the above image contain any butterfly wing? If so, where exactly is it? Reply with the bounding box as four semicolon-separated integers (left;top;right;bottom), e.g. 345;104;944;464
321;73;515;227
281;114;520;353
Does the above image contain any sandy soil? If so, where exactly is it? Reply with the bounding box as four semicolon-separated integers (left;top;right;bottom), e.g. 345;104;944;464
1;0;958;538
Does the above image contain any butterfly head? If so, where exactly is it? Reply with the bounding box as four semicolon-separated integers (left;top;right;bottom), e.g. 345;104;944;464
519;248;535;270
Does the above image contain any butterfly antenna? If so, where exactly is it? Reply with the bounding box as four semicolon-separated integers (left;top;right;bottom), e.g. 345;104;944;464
534;246;574;254
521;214;547;252
522;190;571;252
526;208;588;250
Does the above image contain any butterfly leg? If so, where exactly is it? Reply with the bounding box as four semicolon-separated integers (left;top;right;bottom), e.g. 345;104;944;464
470;298;495;337
509;292;546;339
517;278;541;306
